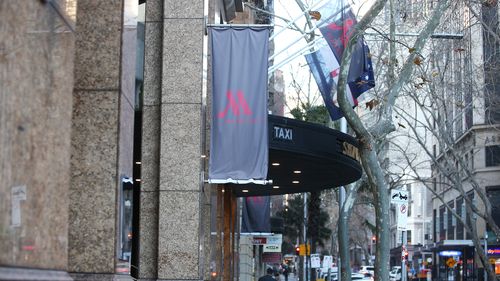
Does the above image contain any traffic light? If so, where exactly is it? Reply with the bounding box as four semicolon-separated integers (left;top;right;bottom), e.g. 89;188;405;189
295;246;300;255
402;249;409;261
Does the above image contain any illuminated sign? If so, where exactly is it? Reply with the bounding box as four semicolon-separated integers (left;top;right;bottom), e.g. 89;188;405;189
252;237;267;245
439;251;462;257
273;126;293;141
488;248;500;255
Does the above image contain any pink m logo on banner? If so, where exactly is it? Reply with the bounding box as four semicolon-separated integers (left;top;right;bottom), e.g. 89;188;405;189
217;90;253;118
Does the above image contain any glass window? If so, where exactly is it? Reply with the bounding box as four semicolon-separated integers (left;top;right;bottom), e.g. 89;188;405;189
482;1;500;124
447;201;455;240
486;186;500;230
466;191;474;239
486;145;500;166
439;206;446;241
456;197;464;239
471;149;475;169
433;209;437;242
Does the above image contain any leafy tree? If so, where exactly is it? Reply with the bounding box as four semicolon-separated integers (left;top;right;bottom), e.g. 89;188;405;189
276;194;332;252
290;103;330;127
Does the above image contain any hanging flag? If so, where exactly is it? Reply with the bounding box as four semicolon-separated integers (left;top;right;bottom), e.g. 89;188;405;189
209;27;269;183
319;5;375;96
305;1;375;120
241;196;271;233
305;45;355;120
305;41;374;120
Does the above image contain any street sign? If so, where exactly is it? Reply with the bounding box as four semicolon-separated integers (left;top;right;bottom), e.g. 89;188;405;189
446;257;456;268
322;255;333;270
252;237;267;245
311;254;321;268
391;189;409;204
263;244;281;253
266;234;282;245
397;203;408;231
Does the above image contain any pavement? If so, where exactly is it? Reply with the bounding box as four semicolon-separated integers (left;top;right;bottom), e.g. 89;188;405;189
277;273;298;281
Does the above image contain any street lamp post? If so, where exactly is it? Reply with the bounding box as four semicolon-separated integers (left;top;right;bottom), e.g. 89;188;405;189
484;232;488;281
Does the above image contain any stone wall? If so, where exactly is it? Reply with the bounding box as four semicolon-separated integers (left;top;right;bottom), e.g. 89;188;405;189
0;1;75;275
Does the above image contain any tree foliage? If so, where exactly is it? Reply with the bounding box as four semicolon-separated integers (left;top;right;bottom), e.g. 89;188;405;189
276;194;332;250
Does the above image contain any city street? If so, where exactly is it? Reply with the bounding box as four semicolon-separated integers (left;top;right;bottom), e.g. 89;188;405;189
2;1;500;281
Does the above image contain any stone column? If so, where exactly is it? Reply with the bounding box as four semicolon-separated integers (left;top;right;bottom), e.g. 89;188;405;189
136;0;163;279
157;0;205;280
0;1;75;280
69;0;135;280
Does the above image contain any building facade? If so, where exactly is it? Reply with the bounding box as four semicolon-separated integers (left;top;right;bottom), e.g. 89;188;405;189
1;0;207;280
1;1;364;281
426;1;500;280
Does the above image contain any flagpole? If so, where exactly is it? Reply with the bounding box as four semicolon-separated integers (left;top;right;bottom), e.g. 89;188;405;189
338;117;347;281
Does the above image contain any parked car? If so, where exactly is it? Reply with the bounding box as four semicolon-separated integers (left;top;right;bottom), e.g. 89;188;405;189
319;267;338;281
359;265;375;276
389;266;402;281
333;273;372;281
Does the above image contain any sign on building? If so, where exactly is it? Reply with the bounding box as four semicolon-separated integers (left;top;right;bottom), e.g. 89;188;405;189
311;254;321;268
266;234;282;245
263;244;281;253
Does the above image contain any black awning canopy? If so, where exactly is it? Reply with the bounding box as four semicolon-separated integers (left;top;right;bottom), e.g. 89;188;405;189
231;115;363;197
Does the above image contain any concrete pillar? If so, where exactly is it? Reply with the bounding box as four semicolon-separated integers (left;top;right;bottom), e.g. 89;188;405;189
69;0;135;280
138;0;206;280
157;0;205;279
136;0;163;279
0;1;75;280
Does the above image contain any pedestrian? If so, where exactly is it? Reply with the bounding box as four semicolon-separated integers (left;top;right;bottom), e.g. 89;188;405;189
259;268;276;281
274;269;281;280
282;264;289;281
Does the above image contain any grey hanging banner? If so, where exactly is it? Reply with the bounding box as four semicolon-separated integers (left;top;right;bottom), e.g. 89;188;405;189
241;196;271;233
209;27;269;183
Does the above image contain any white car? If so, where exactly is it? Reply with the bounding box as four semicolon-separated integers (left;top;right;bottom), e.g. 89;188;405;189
320;272;337;281
333;273;372;281
389;266;402;281
359;266;375;276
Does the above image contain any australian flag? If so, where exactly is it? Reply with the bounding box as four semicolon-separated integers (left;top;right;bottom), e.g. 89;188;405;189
305;2;375;120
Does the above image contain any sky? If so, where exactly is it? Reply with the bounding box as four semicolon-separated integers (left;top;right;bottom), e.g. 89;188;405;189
271;0;375;114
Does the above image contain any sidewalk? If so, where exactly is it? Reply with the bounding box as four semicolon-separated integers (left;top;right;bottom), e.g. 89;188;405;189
277;273;298;281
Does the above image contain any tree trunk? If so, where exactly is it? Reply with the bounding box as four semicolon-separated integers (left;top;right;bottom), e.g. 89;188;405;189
338;186;352;281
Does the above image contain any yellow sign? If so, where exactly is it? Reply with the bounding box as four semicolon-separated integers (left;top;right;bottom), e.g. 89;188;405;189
490;258;496;264
446;258;456;268
299;244;311;256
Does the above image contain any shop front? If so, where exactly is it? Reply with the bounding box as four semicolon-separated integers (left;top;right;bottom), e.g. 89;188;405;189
412;247;433;280
487;245;500;278
432;240;476;281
